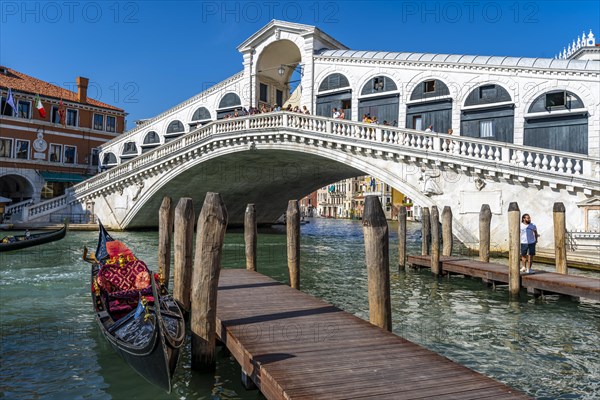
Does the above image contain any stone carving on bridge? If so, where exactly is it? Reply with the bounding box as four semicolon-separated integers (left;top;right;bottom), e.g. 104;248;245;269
474;177;486;191
132;181;145;202
419;168;443;196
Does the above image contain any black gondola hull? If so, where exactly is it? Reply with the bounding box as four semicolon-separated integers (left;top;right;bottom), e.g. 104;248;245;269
0;223;67;252
89;224;184;393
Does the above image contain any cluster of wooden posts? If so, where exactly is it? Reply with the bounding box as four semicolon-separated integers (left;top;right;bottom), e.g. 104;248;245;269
155;194;303;371
411;201;569;296
156;192;569;371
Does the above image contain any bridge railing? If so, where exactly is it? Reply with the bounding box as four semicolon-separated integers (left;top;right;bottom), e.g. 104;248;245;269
73;111;600;198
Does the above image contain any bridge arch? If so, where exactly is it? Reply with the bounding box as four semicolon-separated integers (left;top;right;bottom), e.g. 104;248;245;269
120;141;139;162
460;83;515;144
141;131;161;154
357;74;400;126
406;76;453;133
102;152;117;167
523;89;588;154
316;72;352;119
255;39;302;108
217;93;242;119
190;106;212;123
0;172;36;202
165;120;185;143
121;141;441;236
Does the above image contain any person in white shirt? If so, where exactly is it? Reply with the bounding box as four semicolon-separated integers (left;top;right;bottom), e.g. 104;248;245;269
332;108;340;119
425;125;433;133
520;213;539;273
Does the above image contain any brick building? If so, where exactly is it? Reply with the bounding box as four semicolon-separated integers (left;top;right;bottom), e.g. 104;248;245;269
0;66;126;219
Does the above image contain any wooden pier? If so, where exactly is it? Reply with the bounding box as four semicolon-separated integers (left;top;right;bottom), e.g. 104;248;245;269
216;269;526;399
407;255;600;301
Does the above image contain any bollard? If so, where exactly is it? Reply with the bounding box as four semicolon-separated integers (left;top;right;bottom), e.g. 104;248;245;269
173;197;194;313
362;196;392;331
398;206;407;269
191;192;228;371
479;204;492;263
553;202;567;274
508;202;521;297
421;207;430;256
244;204;257;272
430;206;441;275
286;200;300;289
158;196;173;288
441;206;453;257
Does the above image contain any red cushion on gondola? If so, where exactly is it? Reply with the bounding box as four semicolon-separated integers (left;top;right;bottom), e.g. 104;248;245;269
98;259;150;292
106;240;134;258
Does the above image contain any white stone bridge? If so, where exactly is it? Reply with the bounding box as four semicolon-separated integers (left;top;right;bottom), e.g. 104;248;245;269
25;111;600;252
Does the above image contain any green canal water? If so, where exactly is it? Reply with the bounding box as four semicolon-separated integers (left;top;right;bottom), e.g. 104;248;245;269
1;218;598;399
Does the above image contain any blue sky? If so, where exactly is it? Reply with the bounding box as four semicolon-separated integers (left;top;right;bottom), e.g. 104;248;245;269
1;0;599;129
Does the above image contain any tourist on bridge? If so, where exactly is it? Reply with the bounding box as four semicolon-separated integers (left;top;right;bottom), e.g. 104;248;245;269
520;214;539;274
332;108;340;118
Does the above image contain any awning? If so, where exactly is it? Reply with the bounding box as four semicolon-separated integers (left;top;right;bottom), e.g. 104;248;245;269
40;171;89;183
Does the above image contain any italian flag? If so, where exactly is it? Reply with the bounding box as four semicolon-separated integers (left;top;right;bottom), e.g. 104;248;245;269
35;94;46;118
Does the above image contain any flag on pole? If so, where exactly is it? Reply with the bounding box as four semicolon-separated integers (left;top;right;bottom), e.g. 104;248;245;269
6;88;17;115
35;94;46;118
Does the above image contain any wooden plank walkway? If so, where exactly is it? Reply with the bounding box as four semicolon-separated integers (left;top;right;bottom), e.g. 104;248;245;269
216;269;527;399
407;255;600;301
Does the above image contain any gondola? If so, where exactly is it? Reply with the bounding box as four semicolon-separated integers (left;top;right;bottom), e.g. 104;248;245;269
0;222;68;252
83;222;185;393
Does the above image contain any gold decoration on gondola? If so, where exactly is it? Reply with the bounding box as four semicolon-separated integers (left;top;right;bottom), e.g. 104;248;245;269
93;277;101;296
141;297;151;322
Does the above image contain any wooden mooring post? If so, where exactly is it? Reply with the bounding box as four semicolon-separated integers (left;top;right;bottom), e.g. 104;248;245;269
441;206;452;257
421;207;430;256
553;202;568;274
508;202;521;297
363;196;392;331
286;200;300;289
173;198;194;313
244;204;257;272
398;205;407;269
191;193;228;371
158;196;173;288
479;204;492;263
430;206;441;276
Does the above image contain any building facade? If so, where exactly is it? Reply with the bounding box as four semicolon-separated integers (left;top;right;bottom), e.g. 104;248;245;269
0;67;126;220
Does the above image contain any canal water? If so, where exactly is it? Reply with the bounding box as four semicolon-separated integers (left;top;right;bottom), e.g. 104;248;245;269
1;218;598;399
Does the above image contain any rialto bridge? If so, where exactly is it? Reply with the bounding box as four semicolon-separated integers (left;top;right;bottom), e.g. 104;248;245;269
17;20;600;252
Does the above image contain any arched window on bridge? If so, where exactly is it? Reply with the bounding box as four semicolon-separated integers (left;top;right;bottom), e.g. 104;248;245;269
190;107;212;129
316;73;352;120
120;141;138;162
358;76;399;126
460;84;514;143
165;120;185;143
524;90;588;154
102;152;117;169
217;93;241;120
406;79;452;133
141;131;160;154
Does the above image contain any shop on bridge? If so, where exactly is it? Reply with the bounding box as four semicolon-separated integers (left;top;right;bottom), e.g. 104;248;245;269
406;79;452;133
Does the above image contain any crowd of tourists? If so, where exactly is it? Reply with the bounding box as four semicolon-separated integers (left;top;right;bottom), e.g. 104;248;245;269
222;104;311;119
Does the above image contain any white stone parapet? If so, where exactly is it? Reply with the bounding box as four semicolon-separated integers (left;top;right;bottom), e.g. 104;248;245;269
72;112;600;202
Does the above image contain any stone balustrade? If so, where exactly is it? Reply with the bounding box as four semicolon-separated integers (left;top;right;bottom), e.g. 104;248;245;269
72;112;599;199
